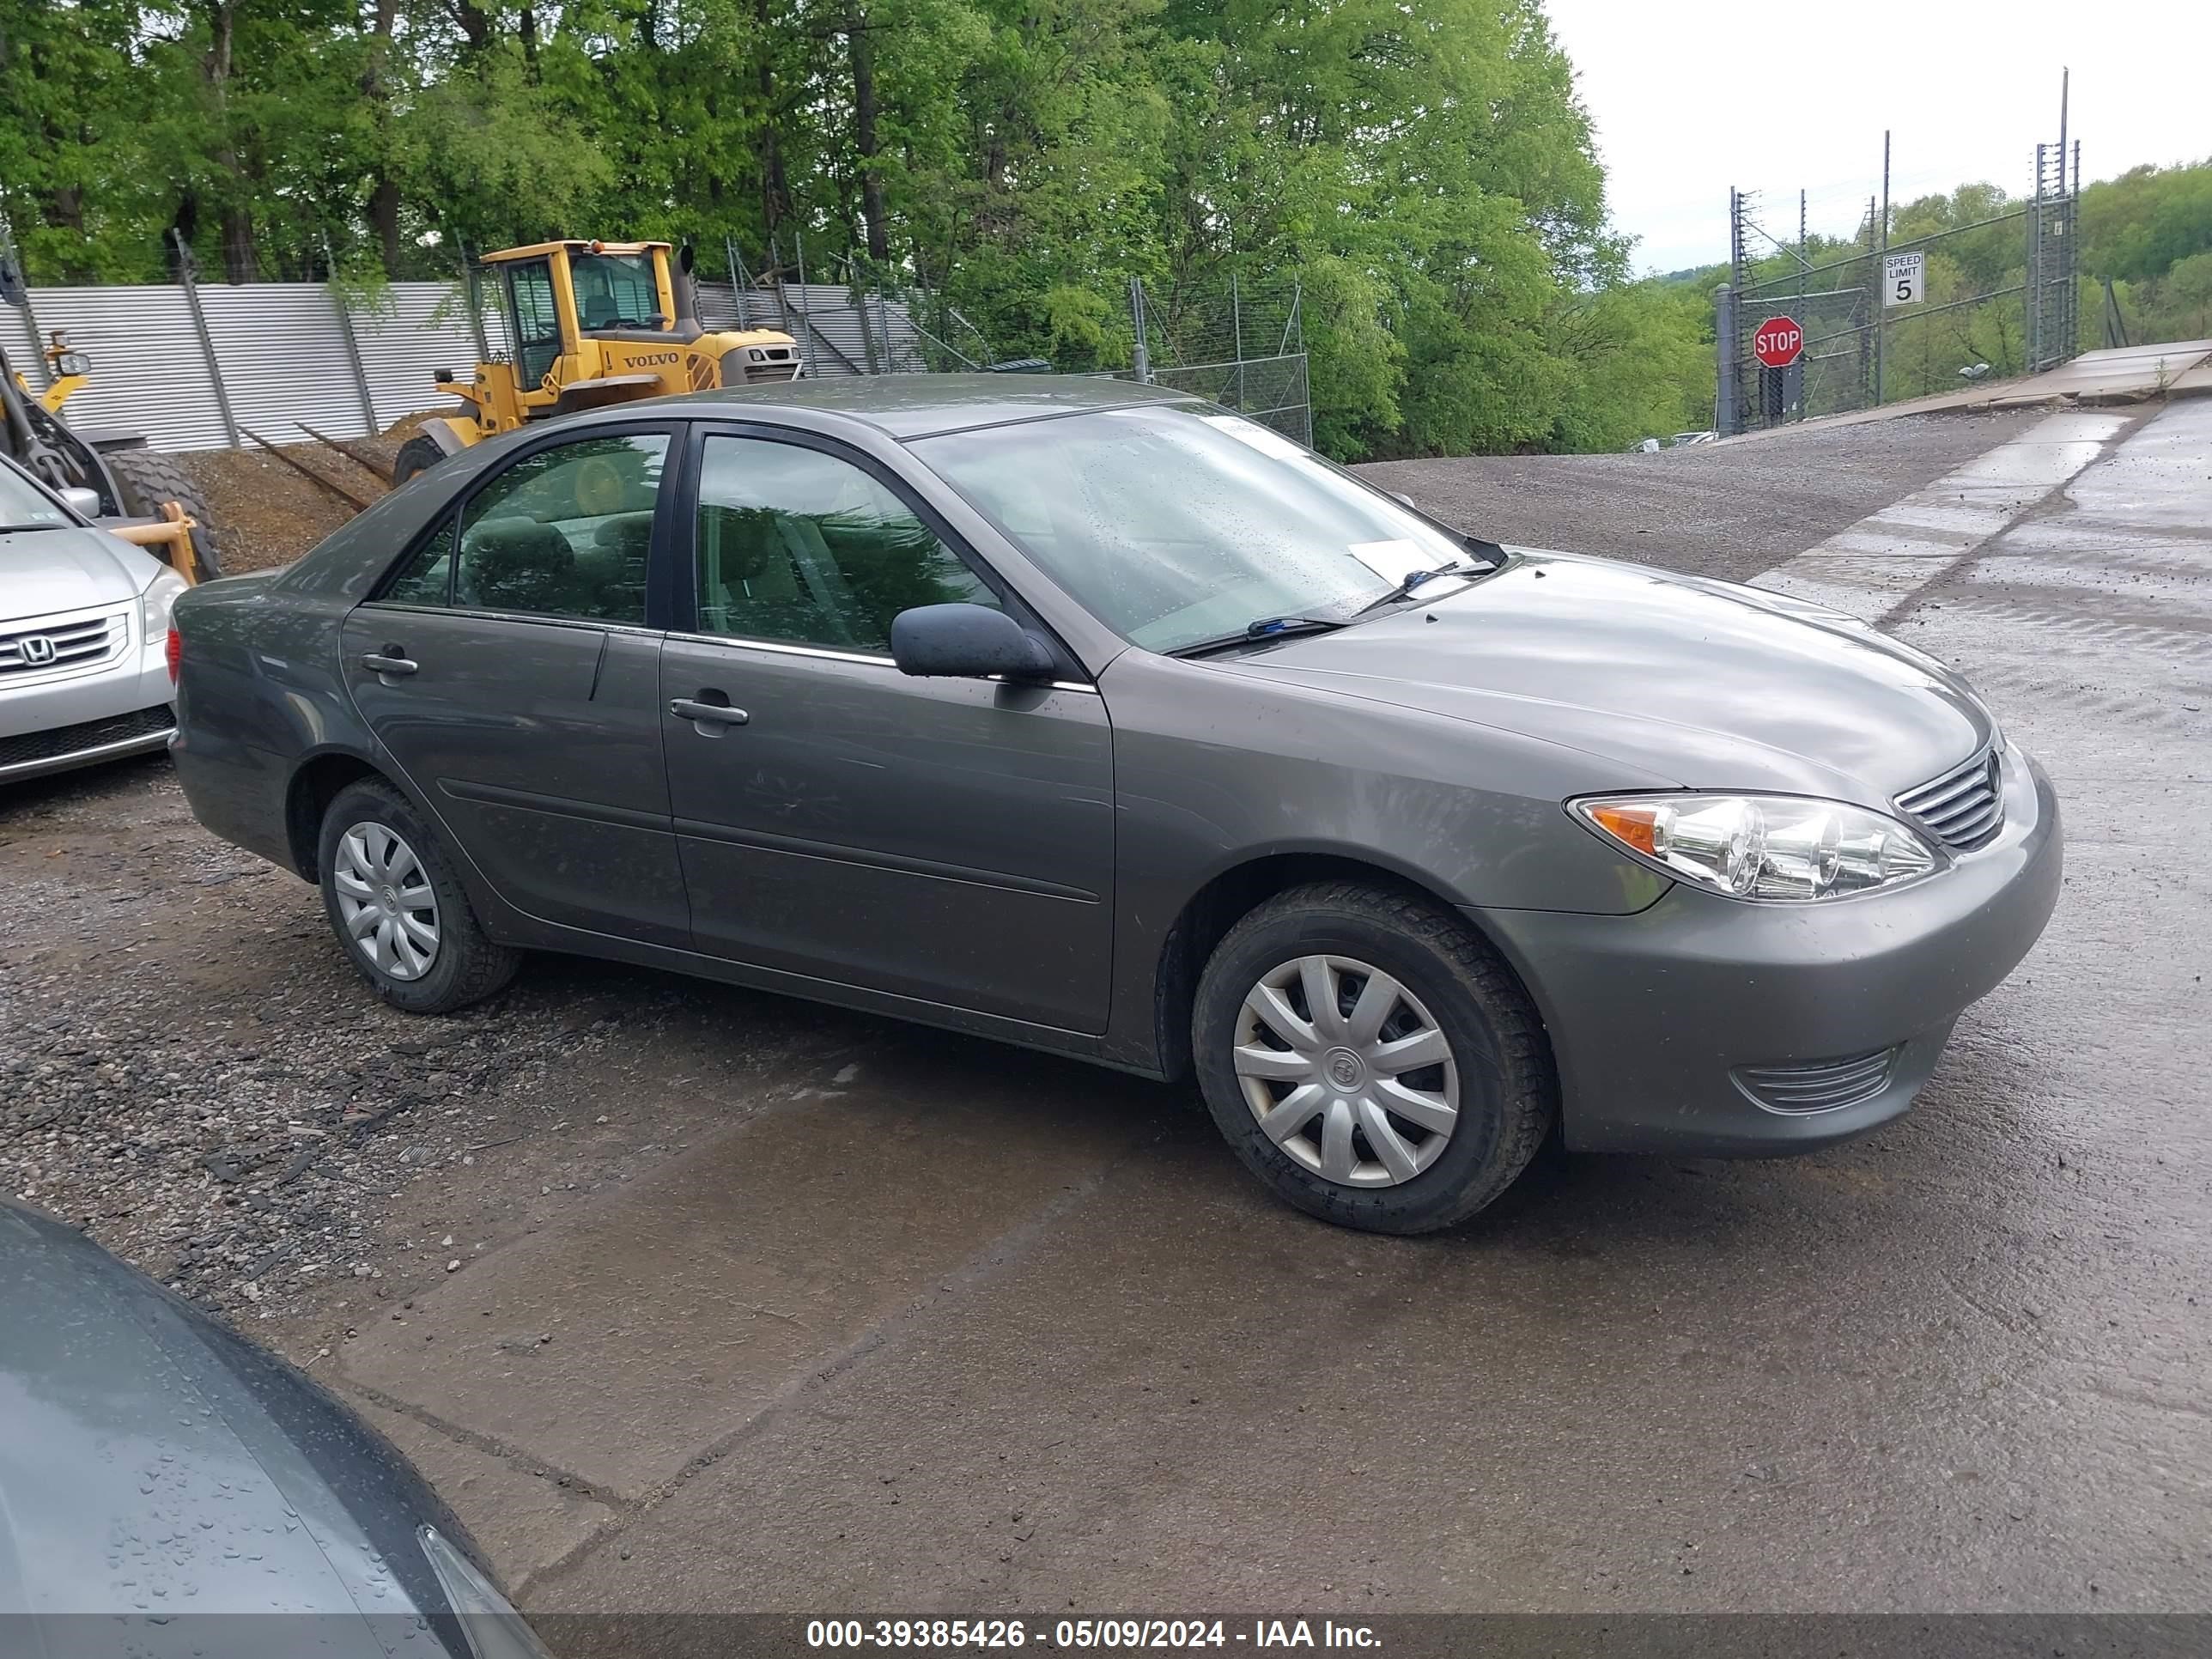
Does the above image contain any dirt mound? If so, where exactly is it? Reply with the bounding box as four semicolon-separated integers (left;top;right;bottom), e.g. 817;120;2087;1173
170;415;442;575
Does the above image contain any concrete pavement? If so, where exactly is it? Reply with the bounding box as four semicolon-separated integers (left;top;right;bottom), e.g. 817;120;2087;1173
306;404;2212;1620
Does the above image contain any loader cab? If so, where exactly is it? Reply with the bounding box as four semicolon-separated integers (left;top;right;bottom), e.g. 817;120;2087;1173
483;240;694;394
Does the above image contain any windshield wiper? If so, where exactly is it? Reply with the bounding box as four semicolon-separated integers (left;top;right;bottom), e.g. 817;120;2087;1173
1357;546;1503;614
1169;615;1349;659
0;521;63;534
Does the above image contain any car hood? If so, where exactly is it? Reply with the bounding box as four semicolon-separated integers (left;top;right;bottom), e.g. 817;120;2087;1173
1220;550;1991;803
0;1202;465;1655
0;525;159;621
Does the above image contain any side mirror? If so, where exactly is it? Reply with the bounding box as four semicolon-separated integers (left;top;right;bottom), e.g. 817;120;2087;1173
59;485;101;518
678;243;697;276
890;604;1056;681
0;257;25;308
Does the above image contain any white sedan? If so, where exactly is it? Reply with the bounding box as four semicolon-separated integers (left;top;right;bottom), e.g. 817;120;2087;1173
0;453;187;784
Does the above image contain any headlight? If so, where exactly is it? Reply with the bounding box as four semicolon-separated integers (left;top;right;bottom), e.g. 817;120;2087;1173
1571;793;1941;901
418;1525;555;1659
56;349;90;375
139;567;188;638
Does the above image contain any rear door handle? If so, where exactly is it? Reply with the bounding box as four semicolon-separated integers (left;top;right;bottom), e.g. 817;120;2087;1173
362;651;418;680
670;697;750;730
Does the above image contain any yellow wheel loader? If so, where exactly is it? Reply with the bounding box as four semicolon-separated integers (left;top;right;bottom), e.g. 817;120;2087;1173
1;258;222;580
392;240;802;486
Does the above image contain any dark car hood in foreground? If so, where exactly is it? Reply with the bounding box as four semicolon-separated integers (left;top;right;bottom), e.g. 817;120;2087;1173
0;1200;467;1655
1224;550;1991;803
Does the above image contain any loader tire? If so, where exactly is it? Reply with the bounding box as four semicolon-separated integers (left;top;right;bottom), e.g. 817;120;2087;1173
392;434;448;489
104;446;224;580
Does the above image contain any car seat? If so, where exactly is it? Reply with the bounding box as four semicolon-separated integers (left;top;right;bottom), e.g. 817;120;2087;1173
465;520;584;616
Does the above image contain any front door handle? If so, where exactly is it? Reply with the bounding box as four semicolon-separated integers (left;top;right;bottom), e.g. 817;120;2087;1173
362;650;418;682
671;696;750;732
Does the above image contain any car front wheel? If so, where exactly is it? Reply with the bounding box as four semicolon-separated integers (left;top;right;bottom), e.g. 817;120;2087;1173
1192;881;1556;1235
317;779;518;1014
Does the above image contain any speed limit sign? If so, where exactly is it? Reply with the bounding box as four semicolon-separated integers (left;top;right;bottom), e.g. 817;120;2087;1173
1884;250;1925;307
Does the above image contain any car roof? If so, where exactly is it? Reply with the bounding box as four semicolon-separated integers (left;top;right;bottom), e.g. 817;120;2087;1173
656;372;1204;441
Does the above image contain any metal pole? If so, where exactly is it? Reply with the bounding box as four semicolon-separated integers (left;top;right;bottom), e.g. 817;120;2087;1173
1798;189;1807;310
761;234;795;342
171;228;240;448
461;247;492;362
2027;145;2044;370
1231;272;1245;412
795;232;817;376
725;235;745;328
324;240;380;438
1714;283;1736;436
1875;131;1890;407
2057;69;2069;188
1861;194;1877;408
1129;277;1151;383
851;259;879;375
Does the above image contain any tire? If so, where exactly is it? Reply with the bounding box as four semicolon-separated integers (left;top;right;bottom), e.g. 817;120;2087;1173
103;444;224;579
391;433;449;489
317;779;519;1014
1191;881;1556;1235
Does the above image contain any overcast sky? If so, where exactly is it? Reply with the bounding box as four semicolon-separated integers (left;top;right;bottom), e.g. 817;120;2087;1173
1540;2;2212;276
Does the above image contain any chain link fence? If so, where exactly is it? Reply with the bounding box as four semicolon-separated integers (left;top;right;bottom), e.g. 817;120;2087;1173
1128;275;1310;445
1718;120;2082;434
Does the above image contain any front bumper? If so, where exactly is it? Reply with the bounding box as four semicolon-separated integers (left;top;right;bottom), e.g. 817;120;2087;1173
0;599;176;783
1474;746;2063;1155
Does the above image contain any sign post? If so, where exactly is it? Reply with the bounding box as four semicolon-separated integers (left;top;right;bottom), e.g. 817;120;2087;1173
1883;250;1925;307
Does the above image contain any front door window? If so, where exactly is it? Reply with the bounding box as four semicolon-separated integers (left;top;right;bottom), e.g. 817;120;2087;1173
505;258;562;389
692;435;1001;653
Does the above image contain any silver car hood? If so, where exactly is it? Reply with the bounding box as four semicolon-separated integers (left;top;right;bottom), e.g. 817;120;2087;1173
1222;550;1993;805
0;1203;461;1654
0;526;160;621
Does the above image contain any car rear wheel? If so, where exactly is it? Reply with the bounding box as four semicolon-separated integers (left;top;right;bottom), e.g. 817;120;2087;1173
1192;881;1555;1234
317;779;517;1014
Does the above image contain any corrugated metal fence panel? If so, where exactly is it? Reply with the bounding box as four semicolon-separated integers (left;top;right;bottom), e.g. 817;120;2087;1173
351;282;495;431
694;281;742;331
15;276;925;452
19;286;232;452
694;282;918;376
200;283;369;444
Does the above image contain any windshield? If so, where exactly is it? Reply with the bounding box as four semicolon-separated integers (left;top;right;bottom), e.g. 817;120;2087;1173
911;406;1476;653
571;252;663;331
0;462;71;532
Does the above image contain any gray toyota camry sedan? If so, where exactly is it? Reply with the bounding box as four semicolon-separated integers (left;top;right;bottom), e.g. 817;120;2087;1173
170;378;2060;1234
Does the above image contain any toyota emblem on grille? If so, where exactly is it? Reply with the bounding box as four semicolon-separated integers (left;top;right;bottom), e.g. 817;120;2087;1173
17;635;56;665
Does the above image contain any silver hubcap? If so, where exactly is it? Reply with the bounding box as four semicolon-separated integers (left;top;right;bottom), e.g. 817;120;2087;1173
1234;954;1458;1188
332;821;441;982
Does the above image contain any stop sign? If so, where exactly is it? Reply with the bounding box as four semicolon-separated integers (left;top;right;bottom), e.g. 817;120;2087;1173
1753;315;1804;368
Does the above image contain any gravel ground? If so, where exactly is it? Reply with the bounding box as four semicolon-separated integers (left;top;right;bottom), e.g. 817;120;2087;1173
1356;409;2046;583
0;757;852;1340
